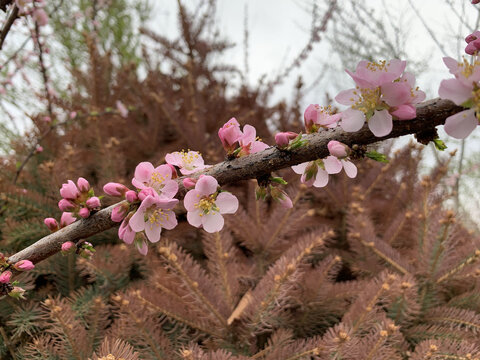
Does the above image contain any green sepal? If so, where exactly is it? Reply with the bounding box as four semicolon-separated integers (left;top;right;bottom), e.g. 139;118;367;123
366;150;389;163
433;138;447;151
270;177;288;185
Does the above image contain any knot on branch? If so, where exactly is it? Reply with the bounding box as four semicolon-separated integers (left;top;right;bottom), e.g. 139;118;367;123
415;127;439;146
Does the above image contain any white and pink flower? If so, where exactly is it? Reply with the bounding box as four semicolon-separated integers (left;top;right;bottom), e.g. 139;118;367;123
238;125;269;155
129;196;178;243
304;104;341;133
165;150;206;175
132;162;178;199
218;118;243;152
323;141;357;178
292;161;329;188
184;175;238;233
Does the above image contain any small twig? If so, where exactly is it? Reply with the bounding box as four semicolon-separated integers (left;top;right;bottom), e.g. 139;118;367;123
0;4;18;50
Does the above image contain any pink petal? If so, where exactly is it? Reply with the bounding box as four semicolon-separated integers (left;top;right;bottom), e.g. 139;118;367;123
129;209;146;232
381;82;410;106
240;125;256;146
438;78;472;105
390;104;416;120
292;162;308;175
184;190;200;211
341;109;365;132
335;89;360;105
216;192;239;214
342;160;357;178
250;141;269;153
145;222;162;243
161;210;178;230
202;212;224;233
135;239;148;256
400;72;415;87
443;57;460;75
165;152;183;167
368;109;393;137
153;164;172;179
444;109;478;139
123;227;135;244
134;162;154;184
157;198;179;209
346;68;374;88
187;210;202;227
195;175;218;196
160;180;179;199
313;168;329;188
323;156;343;174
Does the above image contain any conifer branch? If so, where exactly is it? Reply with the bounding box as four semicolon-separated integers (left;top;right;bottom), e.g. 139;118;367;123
7;98;463;271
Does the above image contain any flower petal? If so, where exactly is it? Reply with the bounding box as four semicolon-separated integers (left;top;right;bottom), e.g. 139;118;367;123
438;78;472;105
250;141;269;153
129;208;146;232
184;190;200;211
145;222;162;243
165;152;183;167
335;89;360;105
390;104;416;120
368;109;393;137
161;210;178;230
341;109;365;132
216;192;239;214
134;162;154;184
292;162;308;174
381;82;410;106
323;156;342;174
313;169;329;188
187;210;202;227
160;180;179;199
444;109;478;139
195;175;218;196
342;160;357;178
202;212;225;233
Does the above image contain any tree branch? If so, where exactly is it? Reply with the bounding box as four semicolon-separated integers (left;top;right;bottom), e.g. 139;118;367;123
6;98;462;271
0;4;18;50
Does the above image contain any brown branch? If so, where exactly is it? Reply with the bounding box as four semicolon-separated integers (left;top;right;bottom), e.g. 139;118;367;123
7;98;462;271
0;4;18;50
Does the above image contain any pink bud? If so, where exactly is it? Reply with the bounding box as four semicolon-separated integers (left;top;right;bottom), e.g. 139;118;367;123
327;140;348;158
58;198;76;211
33;8;48;26
138;188;157;201
79;207;90;218
270;187;293;209
44;217;58;231
465;42;478;55
77;177;90;193
8;286;26;299
103;182;128;197
13;260;35;271
473;0;480;4
125;190;138;203
218;118;242;152
275;132;298;148
86;196;101;209
61;241;75;253
390;104;416;120
35;145;43;153
60;180;79;200
70;111;77;119
183;177;196;189
166;163;178;179
304;104;318;131
0;271;12;283
60;212;76;227
111;203;128;222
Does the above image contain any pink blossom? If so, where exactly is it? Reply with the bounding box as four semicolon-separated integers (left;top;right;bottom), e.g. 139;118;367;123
335;60;424;137
132;162;178;199
238;125;269;155
125;190;138;203
439;57;480;138
135;235;149;256
77;177;90;193
13;260;34;271
60;212;76;227
292;161;329;187
44;217;58;231
323;141;357;178
218;118;243;152
270;187;293;209
86;196;101;209
183;177;196;189
61;241;75;253
79;207;90;218
58;198;75;211
327;140;348;158
35;145;43;153
70;111;77;119
111;203;129;222
129;196;179;243
60;180;80;200
138;187;157;201
304;104;341;132
165;151;206;175
116;100;128;118
33;8;48;26
103;182;129;197
42;116;51;123
275;132;298;147
118;214;135;245
184;176;238;233
0;271;12;283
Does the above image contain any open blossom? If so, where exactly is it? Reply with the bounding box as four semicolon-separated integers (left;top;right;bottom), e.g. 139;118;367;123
304;104;341;133
184;175;238;233
323;141;358;178
129;196;178;243
132;162;178;199
335;59;425;137
218;118;243;152
292;161;329;188
275;132;298;148
119;214;136;245
238;125;269;155
439;57;480;139
165;150;206;175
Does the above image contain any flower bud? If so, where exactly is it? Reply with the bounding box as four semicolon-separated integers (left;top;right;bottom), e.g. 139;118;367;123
35;145;43;153
270;187;293;209
275;132;298;148
304;104;318;132
111;203;129;222
125;190;138;203
58;198;76;212
79;242;95;259
255;186;268;201
116;100;128;118
0;271;12;283
77;177;90;193
60;212;76;227
78;207;90;218
218;118;242;153
60;180;80;200
70;111;77;119
103;182;129;197
33;8;49;26
8;286;26;299
14;260;35;271
44;217;59;232
86;196;101;209
183;177;196;189
327;140;348;158
61;241;75;254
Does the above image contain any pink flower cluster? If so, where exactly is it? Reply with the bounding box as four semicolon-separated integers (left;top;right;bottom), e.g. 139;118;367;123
58;177;101;220
16;0;48;26
218;118;269;156
336;60;425;137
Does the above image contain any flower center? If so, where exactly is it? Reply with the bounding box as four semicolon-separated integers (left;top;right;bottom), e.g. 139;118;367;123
195;195;218;215
180;150;200;168
366;60;389;72
146;208;170;226
150;171;167;185
352;87;382;114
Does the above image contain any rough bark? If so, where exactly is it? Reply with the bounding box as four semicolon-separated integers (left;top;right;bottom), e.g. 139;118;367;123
7;98;463;270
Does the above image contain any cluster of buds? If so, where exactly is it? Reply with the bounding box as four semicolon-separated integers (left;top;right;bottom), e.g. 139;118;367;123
465;31;480;55
255;177;293;209
218;118;268;156
0;254;34;300
58;177;101;219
